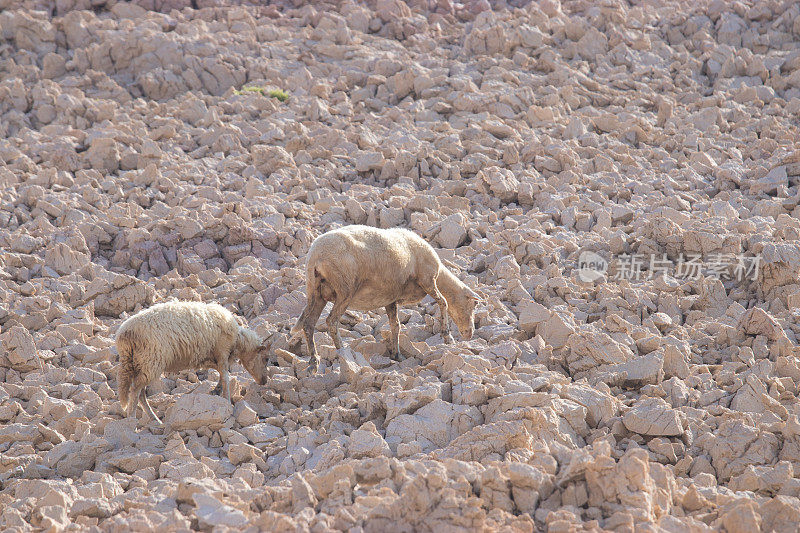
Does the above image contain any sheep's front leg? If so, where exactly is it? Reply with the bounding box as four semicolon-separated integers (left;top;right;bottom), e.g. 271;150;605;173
139;389;163;426
420;277;453;344
385;302;402;360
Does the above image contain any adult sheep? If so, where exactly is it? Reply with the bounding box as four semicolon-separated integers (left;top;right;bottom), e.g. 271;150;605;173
116;300;275;424
290;225;480;372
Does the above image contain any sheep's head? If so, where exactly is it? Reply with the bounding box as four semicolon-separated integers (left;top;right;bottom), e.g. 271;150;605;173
239;334;278;386
450;287;479;340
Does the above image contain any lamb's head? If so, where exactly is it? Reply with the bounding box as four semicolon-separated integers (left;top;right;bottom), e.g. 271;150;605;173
237;329;278;386
450;287;479;340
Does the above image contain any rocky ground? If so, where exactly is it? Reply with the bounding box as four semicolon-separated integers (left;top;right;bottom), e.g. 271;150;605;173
2;0;800;531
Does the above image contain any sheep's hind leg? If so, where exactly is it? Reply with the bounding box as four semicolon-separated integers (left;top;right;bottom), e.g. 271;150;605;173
302;297;327;372
128;374;148;420
420;277;453;344
139;389;163;426
326;296;352;352
385;302;402;360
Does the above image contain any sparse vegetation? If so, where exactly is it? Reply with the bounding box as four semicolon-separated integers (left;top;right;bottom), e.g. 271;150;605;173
234;86;289;102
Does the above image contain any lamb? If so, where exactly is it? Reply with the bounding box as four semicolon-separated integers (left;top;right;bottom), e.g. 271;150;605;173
290;225;480;372
116;300;276;424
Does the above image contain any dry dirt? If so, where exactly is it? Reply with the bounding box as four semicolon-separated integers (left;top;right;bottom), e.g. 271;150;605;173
2;0;800;531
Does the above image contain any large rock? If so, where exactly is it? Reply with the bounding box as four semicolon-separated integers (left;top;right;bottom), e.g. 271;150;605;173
252;145;295;175
85;137;119;172
517;300;550;334
193;493;248;529
165;393;233;431
384;382;443;422
47;438;114;478
437;213;468;249
565;326;633;373
577;27;608;58
609;351;664;387
355;151;384;172
539;309;576;350
84;271;154;317
737;307;791;342
376;0;411;22
241;423;285;446
1;326;41;372
623;397;684;436
385;399;482;452
348;422;391;459
105;451;163;474
479;166;519;203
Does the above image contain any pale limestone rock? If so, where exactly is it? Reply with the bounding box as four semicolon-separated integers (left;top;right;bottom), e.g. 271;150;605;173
577;27;608;58
355;151;384;172
348;422;391;459
240;423;284;446
540;309;576;350
165;393;233;431
436;213;469;249
252;145;295;175
662;344;690;380
85;137;119;173
1;326;41;372
479;166;519;203
386;399;482;452
517;299;550;334
623;397;684;436
194;493;248;529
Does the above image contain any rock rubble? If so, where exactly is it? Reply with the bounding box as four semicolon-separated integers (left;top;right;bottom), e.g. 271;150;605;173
2;0;800;531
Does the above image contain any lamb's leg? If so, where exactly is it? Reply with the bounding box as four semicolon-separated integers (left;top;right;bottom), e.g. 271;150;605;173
210;369;222;395
302;296;327;371
419;277;453;343
138;388;162;426
385;302;402;359
219;367;231;403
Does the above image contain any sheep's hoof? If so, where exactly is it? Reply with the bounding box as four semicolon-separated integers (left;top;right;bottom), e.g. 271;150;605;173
307;357;320;374
443;333;454;344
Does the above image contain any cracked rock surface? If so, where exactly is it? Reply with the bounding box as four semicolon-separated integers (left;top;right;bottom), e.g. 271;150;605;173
2;0;800;531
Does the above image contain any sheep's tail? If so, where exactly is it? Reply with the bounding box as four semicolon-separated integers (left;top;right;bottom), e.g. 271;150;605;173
116;331;136;412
